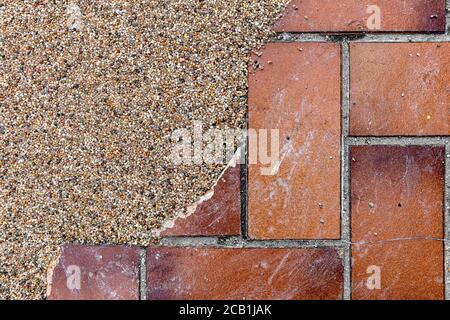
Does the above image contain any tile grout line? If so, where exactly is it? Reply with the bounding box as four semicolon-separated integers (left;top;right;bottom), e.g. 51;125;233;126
348;136;448;145
442;0;449;300
341;39;352;301
446;0;450;35
272;33;450;43
445;139;450;300
445;17;450;303
160;236;344;248
139;248;147;300
241;102;249;240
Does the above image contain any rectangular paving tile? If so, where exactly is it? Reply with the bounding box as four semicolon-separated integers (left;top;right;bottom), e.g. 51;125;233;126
147;247;343;300
273;0;445;32
350;42;450;136
353;241;444;300
47;245;140;300
248;42;341;240
351;146;445;300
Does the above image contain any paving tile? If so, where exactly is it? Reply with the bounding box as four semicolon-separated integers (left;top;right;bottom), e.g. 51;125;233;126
273;0;445;32
147;247;343;300
248;42;341;240
351;146;445;300
47;245;140;300
161;163;241;237
350;42;450;136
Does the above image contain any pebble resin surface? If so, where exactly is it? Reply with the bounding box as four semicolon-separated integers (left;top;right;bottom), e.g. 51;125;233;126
0;0;287;299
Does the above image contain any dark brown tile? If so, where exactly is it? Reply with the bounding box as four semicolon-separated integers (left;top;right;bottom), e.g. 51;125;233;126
274;0;445;33
351;146;445;300
161;163;241;237
47;245;140;300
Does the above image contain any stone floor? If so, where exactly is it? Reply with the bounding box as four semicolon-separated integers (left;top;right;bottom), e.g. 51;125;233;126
18;0;450;300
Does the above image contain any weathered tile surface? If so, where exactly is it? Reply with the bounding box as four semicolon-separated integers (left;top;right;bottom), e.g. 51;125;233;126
350;42;450;136
351;146;444;300
352;241;444;300
248;42;341;240
161;163;241;237
273;0;445;32
147;247;343;300
47;245;140;300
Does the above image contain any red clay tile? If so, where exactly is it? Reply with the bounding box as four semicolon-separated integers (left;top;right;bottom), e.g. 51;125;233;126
273;0;445;33
350;42;450;136
47;245;140;300
248;42;341;240
352;241;444;300
161;163;241;237
351;146;445;300
147;247;343;300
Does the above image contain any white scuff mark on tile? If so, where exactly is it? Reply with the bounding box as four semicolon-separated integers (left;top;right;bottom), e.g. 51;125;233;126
268;139;293;176
276;177;290;209
206;212;225;228
286;131;315;179
273;89;286;110
272;131;315;209
268;252;290;285
152;148;241;237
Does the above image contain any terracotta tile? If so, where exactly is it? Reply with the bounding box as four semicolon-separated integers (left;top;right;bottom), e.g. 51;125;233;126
273;0;445;32
351;146;444;300
350;42;450;136
47;245;140;300
352;241;444;300
248;42;341;240
147;247;343;300
161;163;241;237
